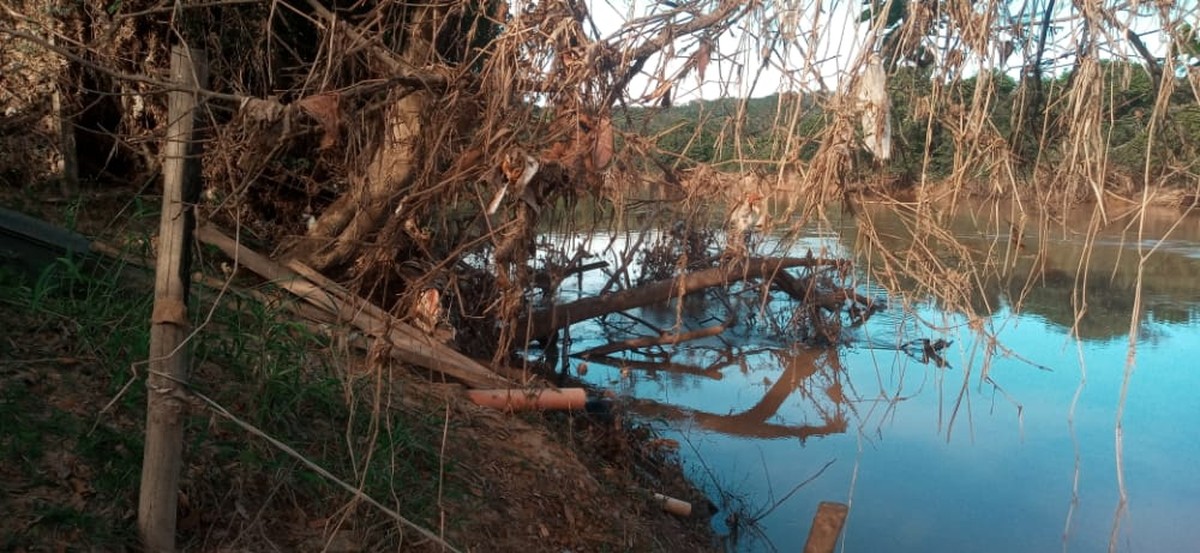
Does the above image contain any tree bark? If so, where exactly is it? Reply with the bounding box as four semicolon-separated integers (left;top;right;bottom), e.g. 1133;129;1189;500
292;3;438;270
138;46;207;553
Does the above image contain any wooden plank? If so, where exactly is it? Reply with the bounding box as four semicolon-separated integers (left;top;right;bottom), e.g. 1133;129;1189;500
139;46;207;553
802;501;849;553
195;224;509;389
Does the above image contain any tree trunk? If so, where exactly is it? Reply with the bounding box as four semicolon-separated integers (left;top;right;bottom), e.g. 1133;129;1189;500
49;34;77;197
292;5;438;271
516;256;849;343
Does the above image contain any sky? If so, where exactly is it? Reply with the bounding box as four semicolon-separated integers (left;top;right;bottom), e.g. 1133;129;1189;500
584;0;1199;103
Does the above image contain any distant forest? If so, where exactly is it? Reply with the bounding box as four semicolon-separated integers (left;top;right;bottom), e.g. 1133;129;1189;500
621;59;1200;190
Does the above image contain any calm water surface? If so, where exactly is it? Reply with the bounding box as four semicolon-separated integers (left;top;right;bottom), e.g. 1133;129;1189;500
542;201;1200;552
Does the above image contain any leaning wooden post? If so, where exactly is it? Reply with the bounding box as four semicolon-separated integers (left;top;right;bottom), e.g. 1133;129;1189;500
802;501;849;553
138;46;207;553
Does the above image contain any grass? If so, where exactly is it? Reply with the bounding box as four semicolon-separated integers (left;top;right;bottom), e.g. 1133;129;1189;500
0;252;459;550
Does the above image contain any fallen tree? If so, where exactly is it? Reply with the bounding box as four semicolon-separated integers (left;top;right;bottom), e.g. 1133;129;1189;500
517;255;852;343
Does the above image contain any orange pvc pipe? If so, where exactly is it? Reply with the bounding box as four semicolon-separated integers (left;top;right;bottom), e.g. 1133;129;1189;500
653;493;693;517
466;388;587;411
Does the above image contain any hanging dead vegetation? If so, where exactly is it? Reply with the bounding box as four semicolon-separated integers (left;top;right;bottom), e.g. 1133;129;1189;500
2;0;1199;354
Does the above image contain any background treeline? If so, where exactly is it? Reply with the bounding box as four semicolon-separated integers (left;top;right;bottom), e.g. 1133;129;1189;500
623;58;1200;191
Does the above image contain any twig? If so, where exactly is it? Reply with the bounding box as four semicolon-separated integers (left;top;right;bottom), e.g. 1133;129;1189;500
0;28;245;103
577;312;734;357
185;386;462;553
750;458;836;523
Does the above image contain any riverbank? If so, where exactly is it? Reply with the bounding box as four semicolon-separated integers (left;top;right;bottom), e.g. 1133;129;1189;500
0;207;719;551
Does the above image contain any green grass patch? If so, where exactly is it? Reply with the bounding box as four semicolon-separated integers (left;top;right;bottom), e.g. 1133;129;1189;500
0;252;460;549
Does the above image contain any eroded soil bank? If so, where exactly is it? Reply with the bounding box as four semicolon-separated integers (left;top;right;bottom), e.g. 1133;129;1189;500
0;205;719;552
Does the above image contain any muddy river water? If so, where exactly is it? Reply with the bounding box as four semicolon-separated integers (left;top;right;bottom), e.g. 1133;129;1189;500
538;200;1200;552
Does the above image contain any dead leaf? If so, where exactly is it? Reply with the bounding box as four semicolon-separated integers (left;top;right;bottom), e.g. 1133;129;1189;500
447;146;484;179
412;288;441;334
501;149;525;184
239;97;285;123
295;93;342;150
649;79;672;105
696;40;711;81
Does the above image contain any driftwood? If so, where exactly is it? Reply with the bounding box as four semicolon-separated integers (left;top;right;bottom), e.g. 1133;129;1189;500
773;269;880;318
575;313;735;358
518;256;850;342
580;355;727;380
196;225;509;389
534;260;609;293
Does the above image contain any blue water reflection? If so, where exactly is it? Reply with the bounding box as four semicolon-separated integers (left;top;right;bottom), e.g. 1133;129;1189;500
549;203;1200;552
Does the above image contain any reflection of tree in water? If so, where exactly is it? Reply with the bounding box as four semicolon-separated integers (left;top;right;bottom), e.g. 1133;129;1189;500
628;347;849;441
1004;268;1134;340
843;203;1200;342
998;266;1200;340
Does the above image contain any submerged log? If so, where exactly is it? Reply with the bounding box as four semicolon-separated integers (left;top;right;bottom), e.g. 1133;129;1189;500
578;355;727;380
517;256;849;343
575;313;734;358
773;269;880;318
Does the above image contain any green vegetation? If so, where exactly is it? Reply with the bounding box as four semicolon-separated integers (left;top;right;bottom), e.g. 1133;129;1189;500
626;60;1200;190
621;93;816;170
0;257;455;550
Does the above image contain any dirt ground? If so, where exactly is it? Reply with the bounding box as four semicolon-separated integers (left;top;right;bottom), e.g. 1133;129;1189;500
0;210;720;552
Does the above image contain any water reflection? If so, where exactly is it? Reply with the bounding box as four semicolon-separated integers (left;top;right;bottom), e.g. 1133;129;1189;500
544;201;1200;552
629;347;849;442
846;201;1200;340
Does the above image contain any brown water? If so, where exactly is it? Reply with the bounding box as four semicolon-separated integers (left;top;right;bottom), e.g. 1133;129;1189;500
538;200;1200;552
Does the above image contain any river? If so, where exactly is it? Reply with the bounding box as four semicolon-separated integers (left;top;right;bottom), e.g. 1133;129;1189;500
536;199;1200;552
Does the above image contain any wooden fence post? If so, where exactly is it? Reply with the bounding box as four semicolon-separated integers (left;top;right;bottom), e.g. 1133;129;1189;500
802;501;849;553
49;34;78;197
137;45;207;553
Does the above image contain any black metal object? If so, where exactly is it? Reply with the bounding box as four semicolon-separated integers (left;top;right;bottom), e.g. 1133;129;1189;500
0;207;94;277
